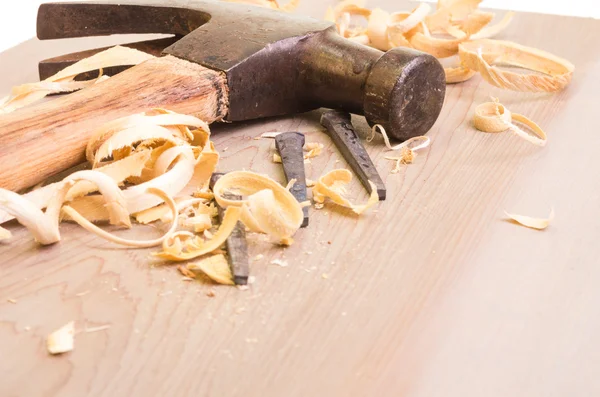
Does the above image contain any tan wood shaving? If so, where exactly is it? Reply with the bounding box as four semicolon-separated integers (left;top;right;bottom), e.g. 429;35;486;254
312;169;378;215
0;46;154;114
505;209;554;230
187;254;235;285
63;187;178;248
385;147;416;174
154;206;242;261
0;170;129;245
473;100;547;146
178;265;197;279
323;1;572;88
459;39;575;92
211;171;304;244
369;125;431;152
0;226;12;240
445;64;477;83
304;142;324;158
47;321;75;355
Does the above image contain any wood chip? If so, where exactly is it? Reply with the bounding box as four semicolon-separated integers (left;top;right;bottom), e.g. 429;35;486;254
47;321;75;355
505;209;554;230
270;259;289;267
312;169;379;215
187;254;235;285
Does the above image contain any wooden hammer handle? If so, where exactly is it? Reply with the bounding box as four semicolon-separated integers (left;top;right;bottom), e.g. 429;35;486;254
0;55;229;192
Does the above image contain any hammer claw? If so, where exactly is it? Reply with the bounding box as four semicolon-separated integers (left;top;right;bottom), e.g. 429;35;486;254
37;2;209;40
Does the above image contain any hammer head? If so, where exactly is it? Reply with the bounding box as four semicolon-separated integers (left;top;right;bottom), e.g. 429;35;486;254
38;0;445;141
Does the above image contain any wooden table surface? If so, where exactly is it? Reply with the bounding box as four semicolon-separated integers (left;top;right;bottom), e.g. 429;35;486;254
1;1;599;396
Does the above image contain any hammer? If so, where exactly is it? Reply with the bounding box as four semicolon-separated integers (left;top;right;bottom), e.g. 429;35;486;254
0;0;446;193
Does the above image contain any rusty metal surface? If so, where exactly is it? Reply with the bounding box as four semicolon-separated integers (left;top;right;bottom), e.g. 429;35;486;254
320;110;386;200
37;0;446;140
275;132;309;228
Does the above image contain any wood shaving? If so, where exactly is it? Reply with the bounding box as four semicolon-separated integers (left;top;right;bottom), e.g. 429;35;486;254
304;142;324;159
0;46;153;114
178;265;197;279
369;125;431;153
273;153;282;163
84;325;111;333
155;206;242;261
312;169;378;215
260;132;282;139
306;179;316;188
7;298;17;304
270;259;289;267
459;39;574;92
473;100;547;146
47;321;75;355
211;171;304;244
0;226;11;240
187;254;235;285
385;147;416;173
505;209;554;230
323;1;572;88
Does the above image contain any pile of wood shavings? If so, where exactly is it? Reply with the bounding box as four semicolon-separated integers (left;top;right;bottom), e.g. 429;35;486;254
0;46;381;287
322;0;574;91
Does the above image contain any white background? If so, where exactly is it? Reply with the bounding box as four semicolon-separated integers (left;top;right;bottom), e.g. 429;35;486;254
0;0;598;53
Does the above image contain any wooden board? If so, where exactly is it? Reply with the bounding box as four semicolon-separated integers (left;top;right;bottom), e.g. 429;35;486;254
1;2;600;396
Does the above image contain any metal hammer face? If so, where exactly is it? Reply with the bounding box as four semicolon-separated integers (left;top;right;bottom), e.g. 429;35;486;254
38;0;446;141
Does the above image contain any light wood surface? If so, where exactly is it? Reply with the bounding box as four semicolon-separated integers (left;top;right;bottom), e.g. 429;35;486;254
0;55;227;192
1;2;600;396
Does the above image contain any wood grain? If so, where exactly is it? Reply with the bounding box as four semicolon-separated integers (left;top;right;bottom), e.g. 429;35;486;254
1;2;600;397
0;55;228;192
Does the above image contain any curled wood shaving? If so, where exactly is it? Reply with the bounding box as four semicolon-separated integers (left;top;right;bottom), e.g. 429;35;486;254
369;125;431;152
325;1;570;88
154;206;242;261
212;171;304;243
385;147;416;174
505;209;554;230
63;187;178;248
312;169;378;215
0;46;154;114
473;100;547;146
445;64;476;83
0;171;129;245
471;12;515;40
47;321;75;355
0;151;151;225
459;40;575;92
187;254;234;285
